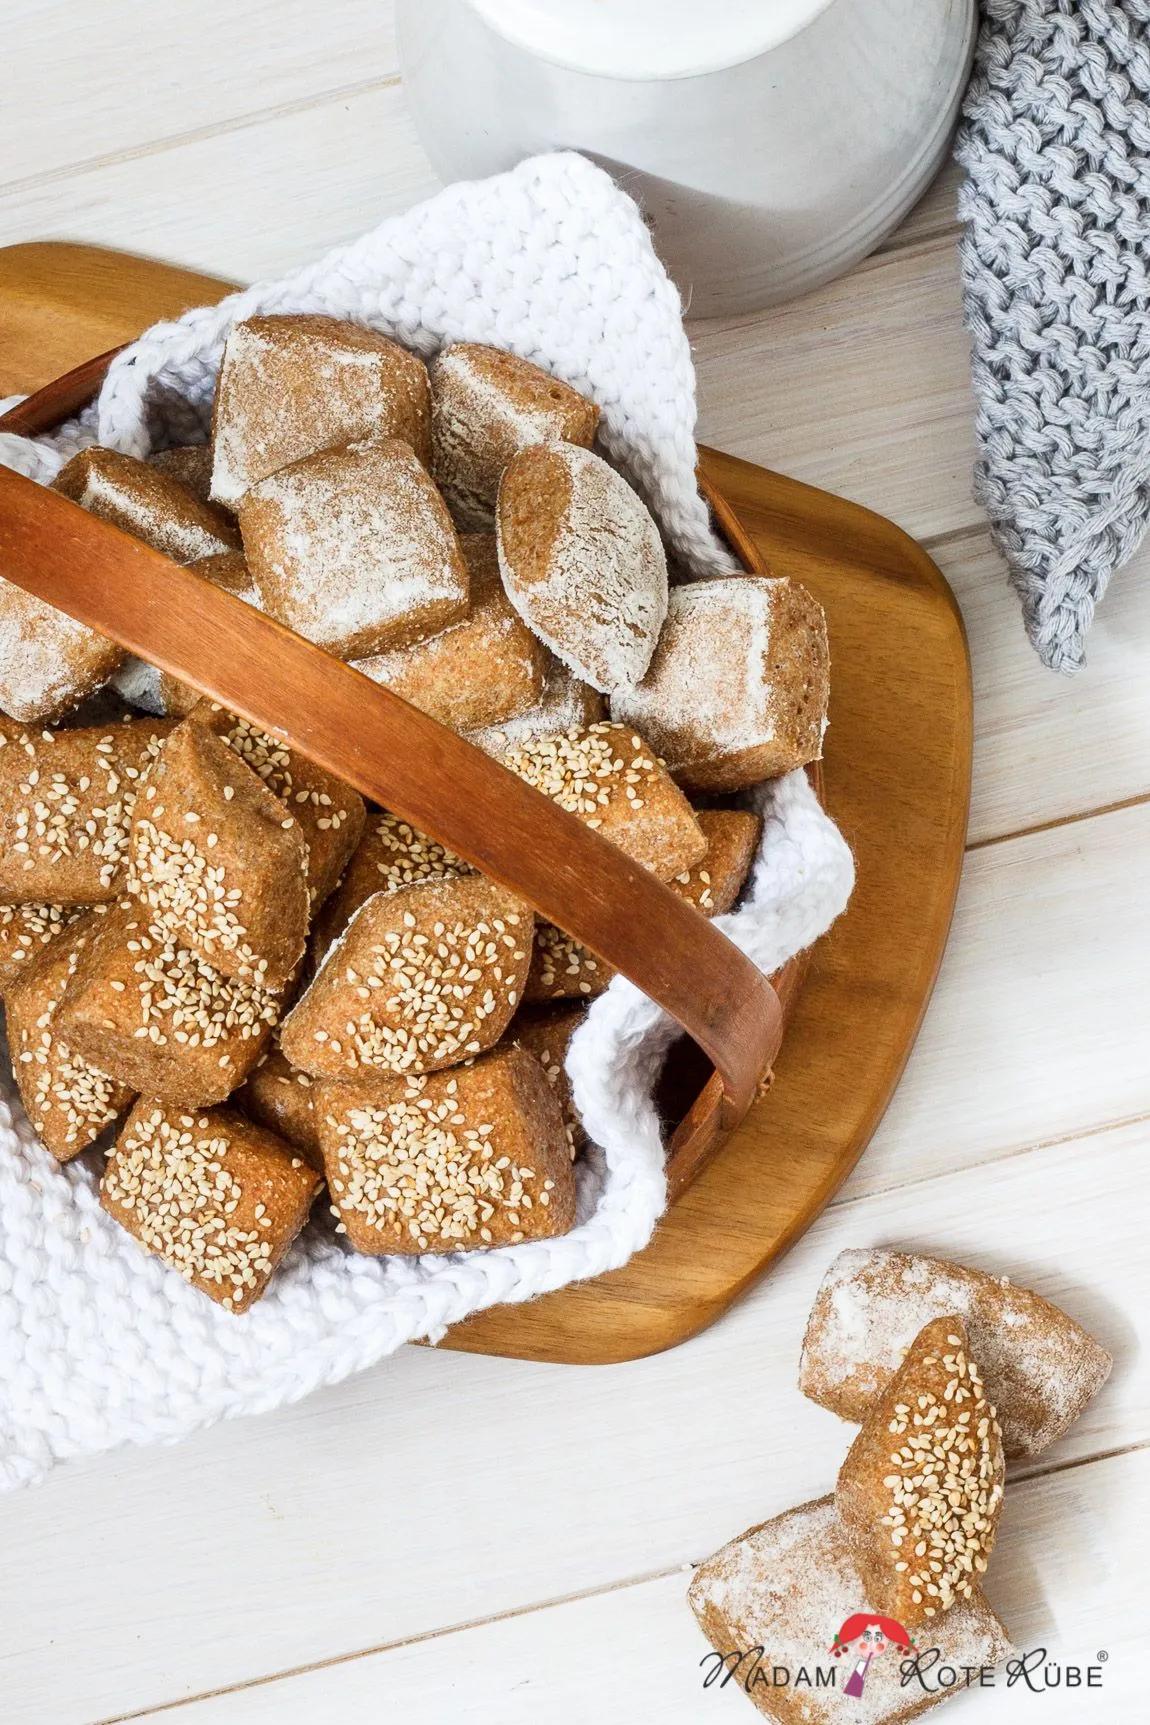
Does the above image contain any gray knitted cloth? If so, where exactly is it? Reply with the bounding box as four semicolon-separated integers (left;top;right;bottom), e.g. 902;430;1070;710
957;0;1150;672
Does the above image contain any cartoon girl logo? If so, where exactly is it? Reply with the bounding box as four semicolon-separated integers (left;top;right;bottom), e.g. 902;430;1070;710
829;1614;914;1700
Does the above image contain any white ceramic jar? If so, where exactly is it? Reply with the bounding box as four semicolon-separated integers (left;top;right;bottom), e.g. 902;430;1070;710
397;0;976;317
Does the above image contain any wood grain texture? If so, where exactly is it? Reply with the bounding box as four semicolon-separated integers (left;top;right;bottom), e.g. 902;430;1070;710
0;243;970;1362
940;525;1150;844
0;82;437;286
858;797;1150;1200
1;1;400;191
1;1120;1137;1725
692;237;978;544
102;1448;1144;1723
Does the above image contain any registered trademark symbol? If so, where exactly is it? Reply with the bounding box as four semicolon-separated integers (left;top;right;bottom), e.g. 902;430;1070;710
1097;1650;1108;1663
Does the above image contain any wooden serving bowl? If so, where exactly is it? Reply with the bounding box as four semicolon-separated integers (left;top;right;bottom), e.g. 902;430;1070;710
0;349;813;1198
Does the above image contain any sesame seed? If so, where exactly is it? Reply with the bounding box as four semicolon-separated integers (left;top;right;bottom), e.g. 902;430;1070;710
328;1088;547;1249
103;1108;307;1308
873;1330;1004;1615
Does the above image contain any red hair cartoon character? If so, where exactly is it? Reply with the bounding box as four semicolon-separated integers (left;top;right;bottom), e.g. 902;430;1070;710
829;1614;914;1700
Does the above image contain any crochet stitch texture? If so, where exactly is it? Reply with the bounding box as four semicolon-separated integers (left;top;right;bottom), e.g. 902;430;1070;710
956;0;1150;673
0;154;853;1488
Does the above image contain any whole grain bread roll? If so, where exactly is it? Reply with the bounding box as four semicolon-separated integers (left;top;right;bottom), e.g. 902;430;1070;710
497;443;668;694
238;436;469;661
211;313;431;504
835;1316;1005;1628
611;575;828;792
800;1247;1113;1458
431;342;599;529
689;1494;1012;1725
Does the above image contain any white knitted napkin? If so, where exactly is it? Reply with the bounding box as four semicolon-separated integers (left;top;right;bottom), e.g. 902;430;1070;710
0;152;854;1488
957;0;1150;672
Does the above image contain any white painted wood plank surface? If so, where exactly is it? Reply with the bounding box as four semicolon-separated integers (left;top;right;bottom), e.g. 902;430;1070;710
0;82;438;285
106;1448;1144;1724
2;1;399;189
0;49;980;548
1;1124;1137;1724
842;800;1150;1199
692;238;979;544
0;159;976;546
946;526;1150;845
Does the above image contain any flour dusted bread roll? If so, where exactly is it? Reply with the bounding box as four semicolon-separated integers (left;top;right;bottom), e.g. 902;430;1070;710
316;1044;575;1253
55;447;239;563
35;449;238;724
431;343;599;528
800;1247;1112;1458
148;443;214;503
689;1495;1012;1725
0;589;125;726
611;576;829;792
835;1316;1005;1629
211;313;431;504
353;534;548;732
238;435;469;660
497;443;668;693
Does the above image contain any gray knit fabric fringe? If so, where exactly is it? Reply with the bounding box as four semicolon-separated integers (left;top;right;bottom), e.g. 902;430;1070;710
956;0;1150;673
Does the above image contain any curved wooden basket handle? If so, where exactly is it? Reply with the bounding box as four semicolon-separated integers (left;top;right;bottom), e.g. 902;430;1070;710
0;451;782;1130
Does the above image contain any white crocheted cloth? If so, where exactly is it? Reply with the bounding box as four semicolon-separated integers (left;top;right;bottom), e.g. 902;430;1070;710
0;153;854;1490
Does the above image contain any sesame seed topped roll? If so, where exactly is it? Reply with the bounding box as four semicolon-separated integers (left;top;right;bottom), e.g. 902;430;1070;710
56;902;282;1108
835;1315;1006;1628
102;1099;321;1312
499;721;706;882
316;1044;575;1254
128;718;310;991
281;876;532;1081
5;907;133;1161
0;720;175;905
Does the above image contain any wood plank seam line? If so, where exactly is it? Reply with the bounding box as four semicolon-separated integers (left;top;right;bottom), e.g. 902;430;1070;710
0;74;404;199
826;1105;1150;1212
965;792;1150;853
90;1439;1145;1725
88;1564;688;1725
919;522;988;558
688;230;966;340
1010;1437;1150;1488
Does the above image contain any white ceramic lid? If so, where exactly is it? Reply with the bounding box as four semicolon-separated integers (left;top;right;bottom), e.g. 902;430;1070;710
468;0;836;81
